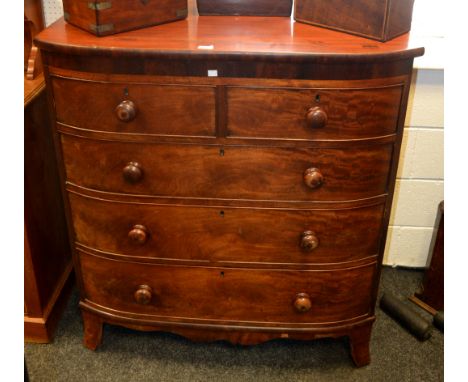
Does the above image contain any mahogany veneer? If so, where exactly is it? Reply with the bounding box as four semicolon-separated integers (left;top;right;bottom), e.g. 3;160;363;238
24;73;73;342
35;12;423;366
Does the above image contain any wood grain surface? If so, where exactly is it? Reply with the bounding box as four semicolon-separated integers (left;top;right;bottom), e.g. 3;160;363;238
226;85;403;140
60;135;393;201
52;77;216;136
79;251;376;325
69;192;385;266
35;17;424;62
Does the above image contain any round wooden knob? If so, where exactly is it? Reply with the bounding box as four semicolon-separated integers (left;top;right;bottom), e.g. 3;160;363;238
115;100;137;122
134;285;152;305
306;106;327;129
123;162;143;184
301;231;319;252
303;167;323;189
128;224;149;245
294;293;312;313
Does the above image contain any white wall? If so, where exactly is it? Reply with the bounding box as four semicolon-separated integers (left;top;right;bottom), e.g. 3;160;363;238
383;69;444;267
42;0;62;26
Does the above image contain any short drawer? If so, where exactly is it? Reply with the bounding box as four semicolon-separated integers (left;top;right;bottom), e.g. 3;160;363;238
227;85;402;140
52;77;216;137
61;135;393;201
80;251;376;324
70;192;385;265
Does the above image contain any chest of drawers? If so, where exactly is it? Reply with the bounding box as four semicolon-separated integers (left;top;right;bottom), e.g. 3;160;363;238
35;14;423;367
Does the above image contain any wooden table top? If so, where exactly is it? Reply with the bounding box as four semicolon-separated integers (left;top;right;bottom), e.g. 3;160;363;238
24;73;45;107
35;16;424;62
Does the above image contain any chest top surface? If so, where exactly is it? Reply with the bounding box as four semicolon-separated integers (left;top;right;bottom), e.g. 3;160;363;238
35;16;424;62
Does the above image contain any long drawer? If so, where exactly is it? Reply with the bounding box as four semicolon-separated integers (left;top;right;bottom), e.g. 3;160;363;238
80;251;376;324
226;85;403;140
61;135;393;201
52;77;216;137
70;192;384;265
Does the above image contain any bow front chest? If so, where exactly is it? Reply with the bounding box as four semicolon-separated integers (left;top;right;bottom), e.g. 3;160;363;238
35;15;423;366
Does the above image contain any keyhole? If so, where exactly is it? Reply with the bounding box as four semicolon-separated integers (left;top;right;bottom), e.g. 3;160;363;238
124;87;129;96
220;271;224;277
219;210;225;217
315;94;320;103
219;148;225;157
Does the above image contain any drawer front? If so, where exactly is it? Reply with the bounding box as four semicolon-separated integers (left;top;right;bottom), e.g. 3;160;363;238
227;85;402;140
70;193;384;264
80;251;376;324
61;135;393;201
52;77;216;137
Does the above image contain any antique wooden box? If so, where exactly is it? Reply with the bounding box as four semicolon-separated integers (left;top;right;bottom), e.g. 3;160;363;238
294;0;415;41
197;0;292;16
62;0;188;36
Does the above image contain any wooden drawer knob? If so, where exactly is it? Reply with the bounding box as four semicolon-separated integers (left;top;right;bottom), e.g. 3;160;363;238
301;231;319;252
306;106;327;129
128;224;149;245
294;293;312;313
303;167;323;189
134;285;152;305
123;162;143;184
115;100;137;122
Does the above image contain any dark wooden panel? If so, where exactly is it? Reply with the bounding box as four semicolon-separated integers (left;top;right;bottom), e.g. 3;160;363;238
52;76;216;137
227;85;402;140
415;201;444;311
24;73;73;342
24;81;71;310
197;0;292;16
294;0;415;41
69;192;385;265
385;0;416;41
80;251;376;324
61;135;393;201
44;52;415;81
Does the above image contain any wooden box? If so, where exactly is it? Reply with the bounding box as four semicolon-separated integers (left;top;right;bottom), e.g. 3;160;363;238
197;0;292;16
63;0;188;36
294;0;415;41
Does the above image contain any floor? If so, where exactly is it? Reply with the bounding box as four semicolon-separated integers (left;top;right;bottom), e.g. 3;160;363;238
25;267;443;382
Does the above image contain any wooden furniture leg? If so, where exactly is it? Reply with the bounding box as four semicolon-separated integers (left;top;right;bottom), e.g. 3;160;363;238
82;310;103;350
348;324;372;367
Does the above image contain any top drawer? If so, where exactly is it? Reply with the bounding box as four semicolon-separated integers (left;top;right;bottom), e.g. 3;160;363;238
226;85;403;140
51;77;216;137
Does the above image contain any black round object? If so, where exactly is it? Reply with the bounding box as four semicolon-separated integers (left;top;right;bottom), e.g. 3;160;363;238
433;311;444;332
380;293;432;341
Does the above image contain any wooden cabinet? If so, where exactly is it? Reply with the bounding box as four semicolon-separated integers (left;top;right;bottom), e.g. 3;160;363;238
35;13;423;365
24;74;73;342
25;0;73;343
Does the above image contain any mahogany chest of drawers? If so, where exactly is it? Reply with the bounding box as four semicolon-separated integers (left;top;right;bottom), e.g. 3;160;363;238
35;14;423;366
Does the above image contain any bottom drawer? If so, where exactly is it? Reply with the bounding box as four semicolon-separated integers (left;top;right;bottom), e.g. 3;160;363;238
80;251;376;325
